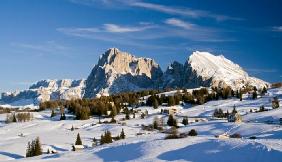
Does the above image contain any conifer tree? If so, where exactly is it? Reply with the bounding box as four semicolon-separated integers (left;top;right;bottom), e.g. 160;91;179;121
252;91;258;99
232;105;237;114
125;111;130;120
12;113;17;122
34;137;42;156
168;96;175;106
182;116;188;126
75;133;82;145
167;114;177;127
51;109;56;118
120;128;125;139
153;98;159;109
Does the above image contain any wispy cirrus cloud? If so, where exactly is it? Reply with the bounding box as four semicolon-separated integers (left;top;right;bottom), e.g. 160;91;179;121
164;18;195;30
124;1;243;21
272;26;282;32
10;41;70;57
69;0;243;21
104;23;155;33
57;23;155;34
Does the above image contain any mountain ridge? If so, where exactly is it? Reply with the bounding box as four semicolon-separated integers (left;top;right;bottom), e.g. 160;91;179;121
0;48;269;104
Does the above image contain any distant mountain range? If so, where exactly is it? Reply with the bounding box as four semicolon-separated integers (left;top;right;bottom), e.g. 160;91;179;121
0;48;269;105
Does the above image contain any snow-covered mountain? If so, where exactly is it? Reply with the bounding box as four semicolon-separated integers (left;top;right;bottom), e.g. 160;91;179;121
0;49;269;104
1;79;85;105
163;51;269;90
84;48;163;98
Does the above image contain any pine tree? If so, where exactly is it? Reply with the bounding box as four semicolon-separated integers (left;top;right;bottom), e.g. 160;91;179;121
51;109;56;118
34;137;42;156
60;113;66;120
75;133;82;145
239;90;243;101
272;97;280;109
12;113;17;122
100;134;105;145
182;116;188;126
252;91;257;99
168;96;175;106
26;142;31;157
125;111;130;120
71;125;74;131
232;105;237;114
262;87;267;95
120;129;125;139
167;114;177;127
153;98;159;109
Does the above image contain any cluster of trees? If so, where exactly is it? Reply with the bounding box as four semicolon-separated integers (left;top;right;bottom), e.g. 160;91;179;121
213;106;237;118
0;107;11;114
100;131;112;145
26;137;42;157
100;129;126;145
6;112;33;123
38;85;269;121
165;127;198;139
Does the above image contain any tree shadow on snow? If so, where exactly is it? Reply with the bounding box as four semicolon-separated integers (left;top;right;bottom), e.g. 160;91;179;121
96;142;144;162
158;140;282;162
0;151;24;159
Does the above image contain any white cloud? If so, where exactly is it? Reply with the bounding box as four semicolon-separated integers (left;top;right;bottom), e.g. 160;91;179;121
10;41;69;57
164;18;195;30
103;24;154;33
272;26;282;32
57;23;155;34
69;0;242;21
127;1;242;21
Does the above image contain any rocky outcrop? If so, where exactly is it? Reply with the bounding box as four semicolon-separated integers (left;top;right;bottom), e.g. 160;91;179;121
1;79;85;105
84;48;163;98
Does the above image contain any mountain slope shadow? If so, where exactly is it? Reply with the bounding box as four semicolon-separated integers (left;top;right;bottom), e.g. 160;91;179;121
95;142;144;162
157;140;282;162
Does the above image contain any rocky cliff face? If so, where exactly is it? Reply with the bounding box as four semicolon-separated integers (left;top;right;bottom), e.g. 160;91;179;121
1;79;85;105
84;48;163;98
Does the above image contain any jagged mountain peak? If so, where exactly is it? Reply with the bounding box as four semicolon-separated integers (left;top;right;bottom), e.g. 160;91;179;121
84;48;163;98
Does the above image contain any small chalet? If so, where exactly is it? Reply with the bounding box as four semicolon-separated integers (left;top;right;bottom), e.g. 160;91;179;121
72;145;84;151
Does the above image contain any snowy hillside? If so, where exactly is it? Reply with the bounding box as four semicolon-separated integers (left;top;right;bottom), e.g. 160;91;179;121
0;87;281;162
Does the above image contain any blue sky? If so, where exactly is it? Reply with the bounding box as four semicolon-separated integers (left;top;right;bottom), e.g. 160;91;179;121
0;0;281;92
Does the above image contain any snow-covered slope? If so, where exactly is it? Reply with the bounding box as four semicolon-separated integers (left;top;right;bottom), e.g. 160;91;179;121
0;88;281;162
188;51;269;89
1;79;85;105
169;51;269;89
84;48;163;98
